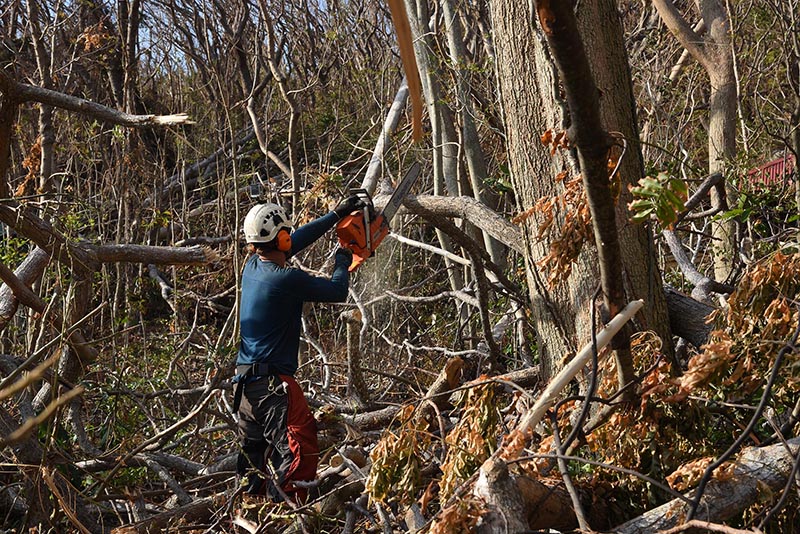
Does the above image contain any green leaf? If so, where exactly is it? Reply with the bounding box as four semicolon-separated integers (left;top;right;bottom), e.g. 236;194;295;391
629;199;652;210
631;208;654;222
632;188;661;198
663;189;686;210
669;178;689;198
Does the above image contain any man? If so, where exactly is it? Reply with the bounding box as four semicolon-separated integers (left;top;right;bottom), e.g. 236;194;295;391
233;196;363;502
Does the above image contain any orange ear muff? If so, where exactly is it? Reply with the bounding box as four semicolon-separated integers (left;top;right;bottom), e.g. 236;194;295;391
276;229;292;252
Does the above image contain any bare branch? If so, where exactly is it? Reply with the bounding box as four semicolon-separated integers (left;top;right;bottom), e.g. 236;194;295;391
0;386;84;448
95;244;217;265
651;0;710;68
0;70;192;127
0;259;98;363
396;194;524;254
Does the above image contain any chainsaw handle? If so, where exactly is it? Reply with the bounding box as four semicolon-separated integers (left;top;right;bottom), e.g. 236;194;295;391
348;188;375;218
348;254;367;272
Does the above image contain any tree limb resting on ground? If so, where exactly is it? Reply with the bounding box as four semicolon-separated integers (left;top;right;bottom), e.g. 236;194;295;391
612;437;800;534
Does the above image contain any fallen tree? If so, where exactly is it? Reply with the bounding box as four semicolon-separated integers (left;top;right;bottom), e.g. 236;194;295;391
613;437;800;534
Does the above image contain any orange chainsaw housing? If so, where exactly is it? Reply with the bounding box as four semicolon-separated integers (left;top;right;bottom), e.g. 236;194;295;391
336;212;389;271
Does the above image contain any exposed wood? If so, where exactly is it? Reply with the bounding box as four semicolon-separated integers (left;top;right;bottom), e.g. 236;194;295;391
513;300;644;440
361;80;411;195
474;458;528;533
3;2;798;532
387;0;422;142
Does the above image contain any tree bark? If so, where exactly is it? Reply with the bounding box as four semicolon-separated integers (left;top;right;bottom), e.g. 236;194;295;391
613;438;800;534
651;0;738;282
489;0;673;382
664;286;714;348
534;0;635;391
575;0;674;359
0;247;49;335
474;458;529;533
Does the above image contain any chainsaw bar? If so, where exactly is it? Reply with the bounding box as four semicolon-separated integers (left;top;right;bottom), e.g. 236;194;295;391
380;161;420;225
336;161;421;272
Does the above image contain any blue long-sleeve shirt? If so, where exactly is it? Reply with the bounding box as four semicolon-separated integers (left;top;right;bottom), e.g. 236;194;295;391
237;212;349;374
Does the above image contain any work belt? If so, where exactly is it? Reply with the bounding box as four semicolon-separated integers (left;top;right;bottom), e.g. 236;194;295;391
231;363;284;413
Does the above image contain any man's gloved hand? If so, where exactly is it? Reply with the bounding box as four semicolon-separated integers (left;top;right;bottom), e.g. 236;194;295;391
333;195;367;219
335;247;354;265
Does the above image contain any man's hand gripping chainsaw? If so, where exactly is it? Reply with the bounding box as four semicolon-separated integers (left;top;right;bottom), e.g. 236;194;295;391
335;162;421;272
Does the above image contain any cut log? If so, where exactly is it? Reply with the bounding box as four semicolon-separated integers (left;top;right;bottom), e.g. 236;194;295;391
612;437;800;534
473;458;528;533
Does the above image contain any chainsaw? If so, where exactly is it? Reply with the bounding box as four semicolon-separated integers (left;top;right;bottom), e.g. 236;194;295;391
336;162;421;271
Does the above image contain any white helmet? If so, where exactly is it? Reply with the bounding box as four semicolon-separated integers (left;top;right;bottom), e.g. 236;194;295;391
243;203;291;243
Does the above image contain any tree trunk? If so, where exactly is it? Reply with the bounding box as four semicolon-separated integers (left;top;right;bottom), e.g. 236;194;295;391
405;0;464;293
576;0;674;359
708;66;738;282
652;0;739;282
440;0;505;268
489;0;672;381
